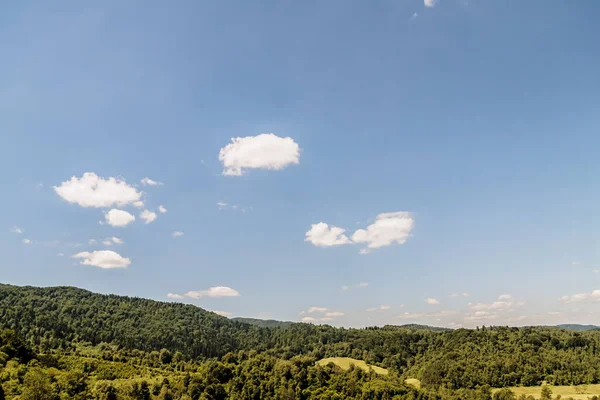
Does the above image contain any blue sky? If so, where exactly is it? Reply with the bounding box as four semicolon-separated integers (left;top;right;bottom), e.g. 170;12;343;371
1;0;599;327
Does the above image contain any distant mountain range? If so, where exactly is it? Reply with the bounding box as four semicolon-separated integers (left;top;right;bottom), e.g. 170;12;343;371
555;324;600;331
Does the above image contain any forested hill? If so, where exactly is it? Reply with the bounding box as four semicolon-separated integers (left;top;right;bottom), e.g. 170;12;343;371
231;317;295;328
4;283;600;389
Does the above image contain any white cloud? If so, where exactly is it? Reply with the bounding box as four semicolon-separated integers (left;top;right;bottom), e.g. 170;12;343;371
450;292;471;298
72;250;131;269
211;310;232;317
410;12;418;20
105;209;136;227
301;316;334;324
140;177;163;186
465;311;497;321
306;306;328;314
54;173;142;208
167;293;184;299
102;237;123;246
559;290;600;304
219;133;300;176
468;296;525;311
11;226;23;234
158;205;167;213
424;0;438;7
498;294;513;300
89;239;97;244
399;312;424;319
367;305;391;312
22;239;31;244
426;298;440;305
305;223;351;247
352;212;414;251
57;253;64;257
217;201;228;209
140;209;157;224
184;286;241;298
133;200;145;208
342;282;368;291
172;231;184;237
325;312;345;317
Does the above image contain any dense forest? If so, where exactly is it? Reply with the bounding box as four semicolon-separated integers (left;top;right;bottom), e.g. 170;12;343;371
2;283;600;399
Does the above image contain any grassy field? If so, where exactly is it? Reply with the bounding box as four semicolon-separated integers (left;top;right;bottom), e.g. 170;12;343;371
316;357;388;375
405;378;422;389
493;384;600;400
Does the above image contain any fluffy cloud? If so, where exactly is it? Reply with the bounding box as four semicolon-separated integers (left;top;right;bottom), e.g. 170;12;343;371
22;239;31;244
11;226;23;234
426;298;440;305
140;177;163;186
219;133;300;176
305;223;351;247
72;250;131;269
305;212;414;253
367;305;391;312
102;237;123;246
304;306;328;314
105;209;136;227
211;310;232;317
342;282;368;291
424;0;438;7
172;231;184;237
133;200;145;208
54;173;142;208
140;209;157;224
299;307;343;323
352;212;414;251
498;294;513;300
559;290;600;304
158;205;167;213
183;286;241;299
167;293;184;299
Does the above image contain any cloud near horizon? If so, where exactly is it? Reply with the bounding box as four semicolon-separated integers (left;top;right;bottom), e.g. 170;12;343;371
169;286;241;299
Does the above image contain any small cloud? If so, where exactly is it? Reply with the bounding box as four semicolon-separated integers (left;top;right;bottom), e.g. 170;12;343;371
217;201;228;209
140;177;163;186
105;209;136;227
559;290;600;304
305;222;351;247
426;298;440;305
450;292;471;298
54;173;142;208
498;294;513;301
172;231;184;237
572;261;581;266
167;293;184;299
367;305;391;312
11;226;23;234
72;250;131;269
306;306;328;314
594;269;600;273
424;0;438;7
89;239;97;244
219;133;300;176
133;200;145;208
211;310;232;317
342;282;368;291
22;239;32;244
140;209;157;224
184;286;241;298
158;205;167;213
352;212;414;252
102;237;123;246
57;253;64;257
325;311;345;317
410;12;418;20
399;312;424;319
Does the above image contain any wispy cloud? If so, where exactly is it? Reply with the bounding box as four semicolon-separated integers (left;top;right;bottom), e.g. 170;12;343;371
169;286;241;299
140;177;163;186
11;226;23;234
426;298;440;305
342;282;368;291
172;231;184;237
367;305;392;312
